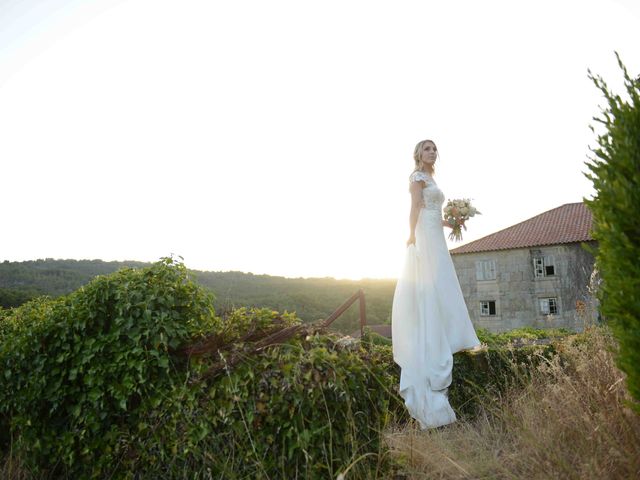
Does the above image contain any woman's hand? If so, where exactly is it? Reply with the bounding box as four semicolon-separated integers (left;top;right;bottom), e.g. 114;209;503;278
406;234;416;246
442;218;465;229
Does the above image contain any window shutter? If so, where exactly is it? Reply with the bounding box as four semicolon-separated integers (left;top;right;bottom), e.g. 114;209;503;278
475;261;484;281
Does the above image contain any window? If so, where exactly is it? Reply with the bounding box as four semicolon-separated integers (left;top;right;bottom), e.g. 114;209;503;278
480;300;497;316
540;297;558;315
475;260;497;281
533;255;555;278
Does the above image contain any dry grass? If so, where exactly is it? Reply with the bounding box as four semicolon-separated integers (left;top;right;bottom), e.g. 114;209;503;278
384;325;640;480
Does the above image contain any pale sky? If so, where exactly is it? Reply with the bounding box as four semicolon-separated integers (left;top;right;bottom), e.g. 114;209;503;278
1;0;639;280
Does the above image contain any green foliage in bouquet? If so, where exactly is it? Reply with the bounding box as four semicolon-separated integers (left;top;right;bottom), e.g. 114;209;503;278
584;52;640;413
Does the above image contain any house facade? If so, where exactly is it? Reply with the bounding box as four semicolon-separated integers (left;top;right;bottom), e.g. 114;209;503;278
450;203;597;333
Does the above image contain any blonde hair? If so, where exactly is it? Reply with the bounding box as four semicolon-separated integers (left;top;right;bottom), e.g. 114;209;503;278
412;139;438;176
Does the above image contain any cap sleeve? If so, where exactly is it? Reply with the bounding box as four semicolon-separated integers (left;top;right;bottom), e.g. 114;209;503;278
409;171;429;183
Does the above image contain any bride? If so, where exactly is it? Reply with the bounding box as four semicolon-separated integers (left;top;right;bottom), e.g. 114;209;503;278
391;139;481;429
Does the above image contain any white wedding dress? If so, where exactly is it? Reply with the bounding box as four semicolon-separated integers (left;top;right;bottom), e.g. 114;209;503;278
392;170;481;429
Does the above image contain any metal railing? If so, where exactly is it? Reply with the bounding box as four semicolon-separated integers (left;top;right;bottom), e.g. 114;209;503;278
184;288;370;382
321;288;367;337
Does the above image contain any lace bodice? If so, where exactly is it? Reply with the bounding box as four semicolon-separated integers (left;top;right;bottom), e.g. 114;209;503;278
409;171;445;213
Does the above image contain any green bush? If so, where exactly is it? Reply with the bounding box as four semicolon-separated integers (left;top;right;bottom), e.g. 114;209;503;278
450;343;559;418
123;332;403;479
0;259;404;479
475;326;572;348
0;256;577;478
361;327;393;347
585;52;640;413
0;257;219;477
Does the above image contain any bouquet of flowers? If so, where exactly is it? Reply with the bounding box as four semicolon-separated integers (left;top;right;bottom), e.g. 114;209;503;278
443;198;481;241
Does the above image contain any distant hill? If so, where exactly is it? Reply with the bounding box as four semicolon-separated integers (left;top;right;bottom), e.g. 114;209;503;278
0;259;396;333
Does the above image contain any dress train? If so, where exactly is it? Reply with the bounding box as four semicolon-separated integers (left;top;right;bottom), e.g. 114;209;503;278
392;173;481;429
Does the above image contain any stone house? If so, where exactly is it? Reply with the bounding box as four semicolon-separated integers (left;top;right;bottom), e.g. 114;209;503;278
450;203;597;333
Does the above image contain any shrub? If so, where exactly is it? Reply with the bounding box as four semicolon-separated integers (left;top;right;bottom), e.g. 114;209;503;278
450;342;559;418
0;257;218;477
0;256;571;478
0;259;405;479
122;331;403;479
585;52;640;412
361;327;393;347
475;326;571;348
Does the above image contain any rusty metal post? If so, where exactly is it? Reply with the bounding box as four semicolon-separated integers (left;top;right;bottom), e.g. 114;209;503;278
321;290;361;328
359;289;366;337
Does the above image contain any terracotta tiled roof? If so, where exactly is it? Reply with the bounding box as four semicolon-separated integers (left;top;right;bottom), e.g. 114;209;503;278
450;203;594;255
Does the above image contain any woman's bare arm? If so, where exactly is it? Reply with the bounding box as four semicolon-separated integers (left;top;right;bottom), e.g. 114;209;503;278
407;180;425;245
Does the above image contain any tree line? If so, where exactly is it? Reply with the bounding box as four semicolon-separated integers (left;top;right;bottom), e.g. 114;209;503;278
0;259;396;334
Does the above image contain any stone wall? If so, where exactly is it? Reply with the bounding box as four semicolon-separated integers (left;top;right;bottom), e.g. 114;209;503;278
450;242;597;332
